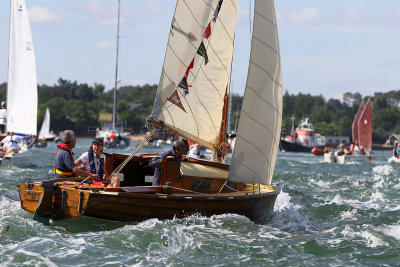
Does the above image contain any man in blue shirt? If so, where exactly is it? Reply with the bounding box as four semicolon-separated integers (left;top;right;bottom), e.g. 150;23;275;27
54;130;99;179
149;139;189;186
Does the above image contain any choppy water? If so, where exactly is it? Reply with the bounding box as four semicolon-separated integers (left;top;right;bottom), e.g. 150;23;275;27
1;139;399;266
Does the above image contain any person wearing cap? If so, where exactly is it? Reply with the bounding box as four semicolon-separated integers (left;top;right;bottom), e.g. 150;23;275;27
75;138;120;188
0;102;6;134
54;130;100;180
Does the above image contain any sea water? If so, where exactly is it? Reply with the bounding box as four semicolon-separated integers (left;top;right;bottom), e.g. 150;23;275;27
0;139;399;266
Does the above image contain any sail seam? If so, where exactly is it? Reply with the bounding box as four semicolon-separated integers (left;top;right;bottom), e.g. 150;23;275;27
215;14;234;44
249;60;283;88
240;107;278;145
229;157;263;183
206;40;230;74
182;0;211;30
254;10;275;26
245;84;282;116
231;133;271;180
253;36;280;57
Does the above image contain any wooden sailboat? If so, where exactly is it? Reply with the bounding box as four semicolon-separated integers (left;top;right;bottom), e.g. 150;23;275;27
0;0;37;168
324;98;373;164
19;0;282;223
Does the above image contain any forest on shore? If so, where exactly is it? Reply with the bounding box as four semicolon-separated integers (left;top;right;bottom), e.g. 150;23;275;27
0;79;399;143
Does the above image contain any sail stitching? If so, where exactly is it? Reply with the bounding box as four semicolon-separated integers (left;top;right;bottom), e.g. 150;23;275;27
253;35;279;57
229;157;264;183
240;107;278;144
182;0;211;29
249;60;283;88
231;134;271;180
245;85;281;116
254;10;275;26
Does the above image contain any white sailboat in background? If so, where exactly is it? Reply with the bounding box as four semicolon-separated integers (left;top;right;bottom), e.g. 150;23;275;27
38;108;57;141
96;0;130;149
0;0;37;167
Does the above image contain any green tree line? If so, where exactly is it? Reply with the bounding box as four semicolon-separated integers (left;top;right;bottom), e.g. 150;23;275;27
0;79;157;136
0;79;399;142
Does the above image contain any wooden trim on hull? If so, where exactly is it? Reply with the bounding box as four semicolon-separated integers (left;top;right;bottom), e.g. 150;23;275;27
19;182;280;222
19;152;281;223
84;188;280;222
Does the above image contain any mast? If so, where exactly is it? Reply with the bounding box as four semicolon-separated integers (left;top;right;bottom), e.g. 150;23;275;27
112;0;121;131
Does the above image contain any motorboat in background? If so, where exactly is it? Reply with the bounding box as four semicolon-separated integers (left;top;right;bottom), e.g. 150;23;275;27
280;117;325;152
1;0;37;168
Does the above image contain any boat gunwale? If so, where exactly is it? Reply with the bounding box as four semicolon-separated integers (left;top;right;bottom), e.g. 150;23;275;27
71;185;281;201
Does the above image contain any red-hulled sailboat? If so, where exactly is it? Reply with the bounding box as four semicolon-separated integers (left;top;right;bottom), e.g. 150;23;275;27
325;98;373;164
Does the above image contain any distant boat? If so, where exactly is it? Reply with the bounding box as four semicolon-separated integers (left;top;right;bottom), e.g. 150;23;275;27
280;117;325;152
19;0;282;223
1;0;37;168
96;0;130;149
38;108;57;142
324;98;373;164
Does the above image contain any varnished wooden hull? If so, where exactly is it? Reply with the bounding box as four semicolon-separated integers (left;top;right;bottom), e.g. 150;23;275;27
19;154;280;223
19;182;280;222
84;189;279;221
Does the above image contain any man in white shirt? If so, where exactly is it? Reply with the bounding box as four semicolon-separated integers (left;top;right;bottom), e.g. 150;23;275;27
0;102;6;134
188;143;201;159
0;132;23;153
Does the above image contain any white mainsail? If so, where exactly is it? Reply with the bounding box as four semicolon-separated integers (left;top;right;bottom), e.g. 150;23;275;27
7;0;38;136
38;108;50;139
150;0;238;150
228;0;283;185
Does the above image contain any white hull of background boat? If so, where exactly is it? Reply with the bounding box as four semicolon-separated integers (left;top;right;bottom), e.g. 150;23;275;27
324;152;371;164
388;156;400;164
0;145;32;168
323;152;336;163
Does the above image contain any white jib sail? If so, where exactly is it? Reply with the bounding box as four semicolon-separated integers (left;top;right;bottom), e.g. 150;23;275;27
7;0;38;136
38;108;50;139
228;0;283;185
150;0;238;150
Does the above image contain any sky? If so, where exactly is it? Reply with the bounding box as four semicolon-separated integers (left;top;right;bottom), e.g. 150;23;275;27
0;0;400;100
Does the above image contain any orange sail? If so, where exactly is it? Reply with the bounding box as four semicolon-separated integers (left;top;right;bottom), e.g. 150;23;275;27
352;101;365;145
357;98;372;150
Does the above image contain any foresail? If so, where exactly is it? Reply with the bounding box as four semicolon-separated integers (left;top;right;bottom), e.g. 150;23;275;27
228;0;282;185
351;101;364;146
38;108;50;139
149;0;238;149
7;0;38;135
358;98;372;150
